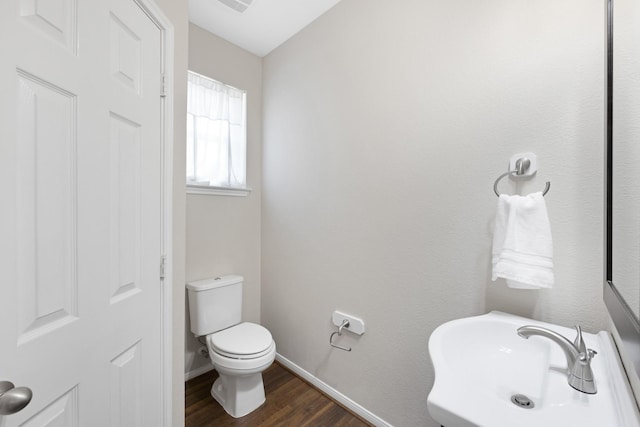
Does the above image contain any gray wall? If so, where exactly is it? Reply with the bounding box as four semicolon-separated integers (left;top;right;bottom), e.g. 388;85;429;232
185;24;263;376
261;0;607;425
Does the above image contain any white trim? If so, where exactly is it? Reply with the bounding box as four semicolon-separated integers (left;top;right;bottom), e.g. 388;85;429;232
275;354;392;427
185;364;215;382
187;184;252;196
131;1;174;426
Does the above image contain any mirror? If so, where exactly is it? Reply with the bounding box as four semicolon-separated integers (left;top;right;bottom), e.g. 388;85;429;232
606;0;640;377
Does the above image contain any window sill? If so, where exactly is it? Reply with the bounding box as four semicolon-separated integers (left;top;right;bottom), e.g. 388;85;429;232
186;184;252;197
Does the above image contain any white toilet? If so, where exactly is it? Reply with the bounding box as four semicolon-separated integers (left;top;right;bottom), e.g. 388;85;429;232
186;275;276;418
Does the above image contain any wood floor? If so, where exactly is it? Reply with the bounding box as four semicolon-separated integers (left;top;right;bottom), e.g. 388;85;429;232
185;362;372;427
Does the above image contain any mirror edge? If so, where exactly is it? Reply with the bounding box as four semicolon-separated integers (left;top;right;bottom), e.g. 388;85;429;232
605;0;640;378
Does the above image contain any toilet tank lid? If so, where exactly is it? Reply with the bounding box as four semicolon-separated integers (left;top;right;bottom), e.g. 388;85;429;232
186;275;243;291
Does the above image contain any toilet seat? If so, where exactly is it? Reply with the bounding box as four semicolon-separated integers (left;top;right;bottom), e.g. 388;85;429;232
208;322;273;359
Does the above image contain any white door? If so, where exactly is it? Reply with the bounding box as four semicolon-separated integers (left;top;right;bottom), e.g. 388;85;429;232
0;0;165;425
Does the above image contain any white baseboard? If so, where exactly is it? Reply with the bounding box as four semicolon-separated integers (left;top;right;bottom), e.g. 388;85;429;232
275;353;392;427
184;364;214;381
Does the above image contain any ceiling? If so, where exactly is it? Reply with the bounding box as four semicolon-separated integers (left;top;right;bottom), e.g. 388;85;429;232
189;0;343;57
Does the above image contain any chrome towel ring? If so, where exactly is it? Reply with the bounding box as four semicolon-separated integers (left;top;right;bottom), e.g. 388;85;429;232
493;157;551;197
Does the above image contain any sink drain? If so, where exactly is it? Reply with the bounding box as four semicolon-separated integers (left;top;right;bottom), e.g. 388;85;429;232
511;394;535;409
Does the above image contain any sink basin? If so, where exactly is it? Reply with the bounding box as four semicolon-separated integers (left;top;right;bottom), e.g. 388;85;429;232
427;311;640;427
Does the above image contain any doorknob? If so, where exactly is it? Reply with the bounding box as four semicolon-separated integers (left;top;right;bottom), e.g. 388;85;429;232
0;381;32;415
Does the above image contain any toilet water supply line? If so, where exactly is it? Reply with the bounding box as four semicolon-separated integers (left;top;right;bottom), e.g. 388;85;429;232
330;319;352;352
197;336;210;358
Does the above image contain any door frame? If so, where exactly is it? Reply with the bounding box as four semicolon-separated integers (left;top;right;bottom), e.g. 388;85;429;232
130;0;175;425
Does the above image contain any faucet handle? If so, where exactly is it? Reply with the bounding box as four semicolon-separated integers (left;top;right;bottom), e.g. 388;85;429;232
573;325;587;353
573;325;597;361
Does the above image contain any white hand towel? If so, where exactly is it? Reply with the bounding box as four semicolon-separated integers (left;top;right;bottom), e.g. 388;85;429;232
492;191;554;289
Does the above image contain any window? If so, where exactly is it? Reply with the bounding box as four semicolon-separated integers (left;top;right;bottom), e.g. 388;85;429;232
186;71;249;195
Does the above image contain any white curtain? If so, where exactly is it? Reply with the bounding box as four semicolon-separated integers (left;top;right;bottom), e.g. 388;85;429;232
187;71;247;188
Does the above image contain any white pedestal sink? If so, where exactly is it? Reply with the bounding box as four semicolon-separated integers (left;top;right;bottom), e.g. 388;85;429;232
427;311;640;427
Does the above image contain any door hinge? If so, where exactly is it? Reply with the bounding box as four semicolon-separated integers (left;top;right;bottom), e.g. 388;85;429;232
160;255;166;280
160;73;167;98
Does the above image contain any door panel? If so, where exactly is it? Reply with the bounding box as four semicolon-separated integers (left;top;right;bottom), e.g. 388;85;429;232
0;0;163;425
16;70;78;346
107;0;162;424
109;112;143;304
21;386;79;427
110;341;142;427
19;0;77;54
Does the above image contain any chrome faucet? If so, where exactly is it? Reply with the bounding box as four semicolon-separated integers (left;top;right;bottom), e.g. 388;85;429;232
517;324;597;394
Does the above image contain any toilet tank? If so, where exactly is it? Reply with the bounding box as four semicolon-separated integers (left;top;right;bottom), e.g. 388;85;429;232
186;275;243;336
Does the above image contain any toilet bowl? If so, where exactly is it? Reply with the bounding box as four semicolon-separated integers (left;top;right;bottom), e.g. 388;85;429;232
186;276;276;418
207;323;276;417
